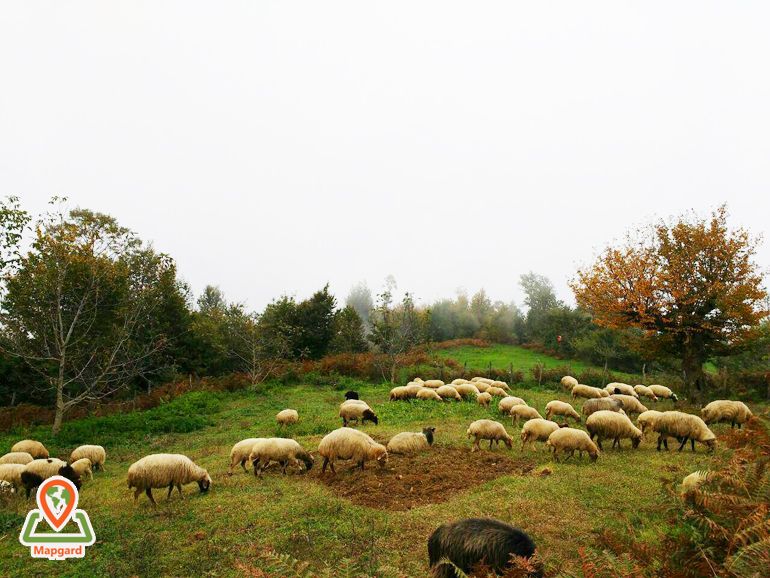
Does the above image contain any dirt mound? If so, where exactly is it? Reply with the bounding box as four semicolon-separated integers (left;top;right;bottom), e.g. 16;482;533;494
310;447;535;511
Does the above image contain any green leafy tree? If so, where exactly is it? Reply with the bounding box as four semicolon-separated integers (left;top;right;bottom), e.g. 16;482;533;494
329;306;369;353
369;290;424;382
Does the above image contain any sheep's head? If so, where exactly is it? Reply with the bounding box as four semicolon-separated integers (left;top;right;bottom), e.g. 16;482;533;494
590;450;599;462
57;464;82;490
374;447;388;468
198;472;212;492
705;439;716;453
631;435;641;449
363;409;378;425
423;427;436;445
503;436;513;449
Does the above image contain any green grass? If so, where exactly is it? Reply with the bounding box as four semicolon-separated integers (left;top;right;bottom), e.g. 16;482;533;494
1;375;763;577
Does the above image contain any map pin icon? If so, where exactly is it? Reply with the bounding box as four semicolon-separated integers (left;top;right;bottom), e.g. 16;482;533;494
37;476;78;531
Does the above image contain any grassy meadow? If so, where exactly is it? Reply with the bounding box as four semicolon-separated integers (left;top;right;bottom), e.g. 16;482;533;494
0;348;765;577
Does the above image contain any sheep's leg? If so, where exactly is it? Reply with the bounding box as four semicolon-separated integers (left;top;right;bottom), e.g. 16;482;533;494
177;484;182;496
322;457;329;473
489;439;494;449
552;447;560;463
613;438;620;449
677;437;688;452
280;460;288;474
330;461;336;474
596;438;603;451
240;459;248;472
146;488;157;506
167;483;174;499
690;438;696;452
133;488;142;501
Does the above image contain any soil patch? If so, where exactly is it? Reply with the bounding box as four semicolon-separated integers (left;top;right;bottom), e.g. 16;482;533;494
309;447;535;511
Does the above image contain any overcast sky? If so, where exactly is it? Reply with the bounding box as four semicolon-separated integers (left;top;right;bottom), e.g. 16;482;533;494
2;2;769;311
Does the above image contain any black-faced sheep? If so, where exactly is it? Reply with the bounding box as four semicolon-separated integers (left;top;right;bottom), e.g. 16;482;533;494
339;400;379;426
21;459;82;498
428;518;541;578
318;427;388;473
386;427;435;454
633;385;658;401
544;400;580;423
249;438;314;476
652;411;716;452
344;390;359;400
648;384;678;401
546;428;599;462
605;383;639;398
701;400;753;429
11;440;49;459
127;454;211;505
70;445;107;471
585;410;643;450
466;419;513;452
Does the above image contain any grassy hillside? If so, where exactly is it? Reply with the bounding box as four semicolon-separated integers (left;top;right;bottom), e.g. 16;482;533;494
1;377;761;577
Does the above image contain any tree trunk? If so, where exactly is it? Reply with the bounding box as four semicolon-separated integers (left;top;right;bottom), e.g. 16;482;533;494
682;346;706;402
52;380;65;435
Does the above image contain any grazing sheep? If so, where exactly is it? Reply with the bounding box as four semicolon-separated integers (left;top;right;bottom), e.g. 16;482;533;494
228;438;266;474
428;518;541;578
520;419;563;451
681;470;710;495
0;452;34;465
652;411;716;452
582;397;625;418
70;458;94;481
404;383;423;398
648;384;678;401
476;392;492;407
633;385;658;401
21;459;82;498
0;464;26;493
474;381;491;393
466;419;513;452
491;380;512;392
498;396;528;413
11;440;49;460
546;428;599;462
454;383;480;399
389;386;410;401
701;400;753;429
637;410;663;436
339;400;379;426
436;385;462;401
70;445;107;471
423;379;445;389
451;378;470;386
248;438;314;476
386;427;435;454
471;377;494;385
610;394;648;415
127;454;211;505
417;388;442;401
412;377;424;384
605;383;639;398
510;405;543;425
571;384;605;400
544;400;580;423
561;376;578;391
485;386;508;397
344;390;360;400
276;409;299;425
317;427;388;473
586;411;643;450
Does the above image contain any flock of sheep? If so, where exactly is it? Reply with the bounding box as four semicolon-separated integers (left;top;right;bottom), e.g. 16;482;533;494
0;374;756;577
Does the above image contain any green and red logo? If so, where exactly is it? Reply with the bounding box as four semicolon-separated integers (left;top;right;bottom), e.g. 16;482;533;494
19;476;95;560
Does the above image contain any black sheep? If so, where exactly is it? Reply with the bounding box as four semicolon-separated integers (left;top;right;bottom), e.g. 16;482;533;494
344;390;359;400
20;462;82;498
428;518;541;577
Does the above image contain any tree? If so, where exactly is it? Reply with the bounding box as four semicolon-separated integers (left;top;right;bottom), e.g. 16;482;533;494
223;305;286;384
346;282;374;330
571;206;769;396
293;284;336;359
0;205;173;433
329;305;369;353
519;272;561;341
0;195;30;278
369;290;424;382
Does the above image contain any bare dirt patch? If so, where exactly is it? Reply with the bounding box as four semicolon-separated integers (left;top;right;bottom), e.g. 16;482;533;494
309;447;535;511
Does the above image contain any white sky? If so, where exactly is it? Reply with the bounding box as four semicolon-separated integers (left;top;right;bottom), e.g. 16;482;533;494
2;2;769;311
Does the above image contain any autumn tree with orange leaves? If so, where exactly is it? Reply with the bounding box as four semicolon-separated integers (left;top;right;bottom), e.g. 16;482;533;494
571;206;768;397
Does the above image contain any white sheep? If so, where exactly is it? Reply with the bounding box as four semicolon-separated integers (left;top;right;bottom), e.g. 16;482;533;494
454;383;481;399
498;396;527;413
11;440;49;459
490;381;512;392
436;385;462;401
561;376;578;391
21;459;80;498
681;470;710;495
317;427;388;473
510;405;543;426
545;400;580;423
386;427;435;454
339;400;379;426
276;409;299;425
701;400;753;429
127;454;211;505
0;452;34;465
70;458;93;481
471;377;494;385
70;445;107;471
546;428;599;462
474;382;491;393
229;438;266;474
485;386;508;398
610;394;649;415
648;384;678;401
585;410;643;450
520;419;562;451
416;388;442;401
476;392;492;407
248;438;314;475
633;385;658;401
581;397;625;418
423;379;445;389
451;378;470;386
404;383;424;398
389;386;409;401
571;384;605;400
605;383;639;398
636;410;663;436
466;419;513;452
0;464;26;493
652;411;716;452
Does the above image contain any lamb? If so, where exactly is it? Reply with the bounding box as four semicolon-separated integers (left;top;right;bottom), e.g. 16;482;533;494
436;385;462;401
454;383;480;399
386;427;435;454
344;390;360;400
485;386;508;397
276;409;299;425
317;427;388;473
423;379;445;388
69;445;107;471
389;386;410;401
520;419;563;451
610;394;649;415
0;464;26;493
228;438;266;474
701;400;753;429
652;411;716;452
546;428;599;462
127;454;211;505
636;410;663;435
544;400;580;423
571;384;605;400
648;384;678;401
476;392;492;407
428;518;542;578
21;459;82;498
561;376;578;391
248;438;314;476
70;458;94;481
633;385;658;401
339;400;379;426
466;419;513;452
416;388;442;401
510;405;543;426
11;440;49;459
498;396;528;413
581;397;625;418
585;410;643;450
605;383;639;398
0;452;34;465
